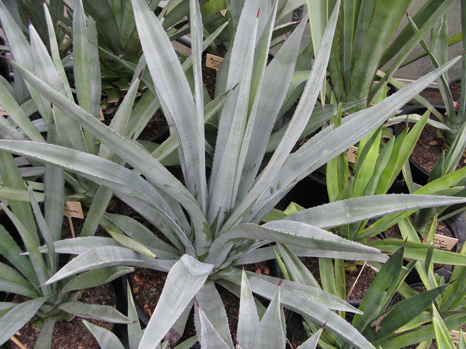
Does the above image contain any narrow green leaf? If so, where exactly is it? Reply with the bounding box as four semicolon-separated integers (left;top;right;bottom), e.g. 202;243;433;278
364;284;448;342
352;246;405;331
29;22;87;152
207;0;260;230
58;301;133;323
347;0;411;102
0;81;44;142
217;268;373;349
197;305;231;349
0;298;47;346
126;283;143;348
43;120;64;243
432;306;456;348
0;224;38;286
44;246;174;285
237;270;260;349
254;286;285;349
27;185;55;287
223;0;340;233
0;0;49;120
0;262;38;298
327;104;348;202
34;318;57;349
105;213;180;259
0;201;48;288
83;320;125;349
43;2;73;100
99;216;156;258
276;243;320;288
73;0;90;113
246;56;461;225
0;139;193;254
0;151;37;239
285;194;466;231
59;267;133;295
9;61;208;253
207;222;387;268
298;328;324;349
190;0;207;213
139;255;213;349
133;0;207;220
196;282;232;347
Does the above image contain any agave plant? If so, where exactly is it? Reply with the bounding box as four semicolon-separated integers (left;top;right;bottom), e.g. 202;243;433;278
0;152;133;347
400;3;466;145
365;217;466;348
307;0;457;107
0;0;465;348
274;244;456;348
0;0;231;235
84;270;324;349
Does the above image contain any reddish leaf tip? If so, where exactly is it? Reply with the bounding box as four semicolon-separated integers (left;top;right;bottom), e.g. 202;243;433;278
257;8;260;18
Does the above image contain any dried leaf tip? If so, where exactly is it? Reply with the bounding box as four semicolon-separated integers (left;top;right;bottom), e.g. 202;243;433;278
257;8;260;18
232;82;239;91
278;276;284;287
138;69;144;79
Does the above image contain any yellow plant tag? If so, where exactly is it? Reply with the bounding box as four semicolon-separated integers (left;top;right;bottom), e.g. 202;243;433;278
347;146;358;164
64;201;84;219
206;53;224;71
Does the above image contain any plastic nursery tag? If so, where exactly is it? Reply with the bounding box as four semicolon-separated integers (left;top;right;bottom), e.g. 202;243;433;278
450;330;466;344
64;201;84;219
347;146;358;164
206;54;224;71
423;234;458;251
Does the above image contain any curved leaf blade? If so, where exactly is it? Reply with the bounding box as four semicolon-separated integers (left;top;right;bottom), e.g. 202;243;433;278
138;255;214;349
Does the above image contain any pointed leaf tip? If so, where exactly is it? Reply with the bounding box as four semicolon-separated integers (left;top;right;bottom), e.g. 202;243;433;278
257;8;260;18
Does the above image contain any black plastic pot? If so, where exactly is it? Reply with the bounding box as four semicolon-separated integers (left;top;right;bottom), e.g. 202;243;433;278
283;172;329;209
0;36;10;82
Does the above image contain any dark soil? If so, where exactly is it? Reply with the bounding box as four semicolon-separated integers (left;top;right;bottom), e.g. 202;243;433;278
203;54;218;100
450;80;461;102
399;111;466;175
346;263;377;301
7;284;116;349
410;123;451;173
